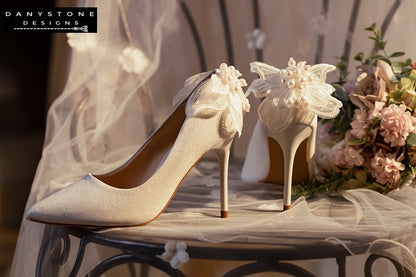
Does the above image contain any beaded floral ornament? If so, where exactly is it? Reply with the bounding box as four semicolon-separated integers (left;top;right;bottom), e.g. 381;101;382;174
187;63;250;137
246;58;341;131
248;58;342;118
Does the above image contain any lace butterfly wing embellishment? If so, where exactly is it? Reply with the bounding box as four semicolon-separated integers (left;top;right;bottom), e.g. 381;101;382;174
247;58;342;119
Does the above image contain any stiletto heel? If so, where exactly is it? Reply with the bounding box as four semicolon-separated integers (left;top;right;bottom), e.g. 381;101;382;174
270;118;317;210
307;116;318;178
242;58;342;211
213;142;232;218
27;63;249;227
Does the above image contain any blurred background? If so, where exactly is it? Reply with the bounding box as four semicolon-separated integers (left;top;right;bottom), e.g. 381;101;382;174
0;0;68;275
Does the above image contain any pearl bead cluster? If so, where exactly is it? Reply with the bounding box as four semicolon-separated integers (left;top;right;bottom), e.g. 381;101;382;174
277;57;314;106
215;63;247;94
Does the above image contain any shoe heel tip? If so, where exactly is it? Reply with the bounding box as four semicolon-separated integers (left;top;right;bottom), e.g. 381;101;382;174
283;205;291;211
221;211;228;218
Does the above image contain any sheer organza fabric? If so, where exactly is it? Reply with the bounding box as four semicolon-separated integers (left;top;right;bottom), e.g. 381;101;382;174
10;0;177;275
11;0;416;276
99;162;416;273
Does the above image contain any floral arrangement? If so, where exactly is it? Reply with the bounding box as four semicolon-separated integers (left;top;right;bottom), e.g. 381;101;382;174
296;23;416;195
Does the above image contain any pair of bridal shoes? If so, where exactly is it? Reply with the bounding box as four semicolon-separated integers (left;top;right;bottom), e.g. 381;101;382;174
27;59;341;227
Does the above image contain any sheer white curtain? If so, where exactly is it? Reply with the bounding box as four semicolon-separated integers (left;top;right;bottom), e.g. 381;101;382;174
11;0;416;276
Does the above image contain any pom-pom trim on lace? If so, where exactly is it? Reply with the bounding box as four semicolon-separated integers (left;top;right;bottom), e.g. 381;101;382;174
118;46;151;75
161;241;189;269
66;33;97;52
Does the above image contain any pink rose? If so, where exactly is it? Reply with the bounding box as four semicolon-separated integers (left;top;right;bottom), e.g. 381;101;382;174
333;141;347;167
350;109;368;138
333;141;364;168
349;60;393;111
369;101;385;119
343;146;364;167
370;150;404;187
380;104;416;147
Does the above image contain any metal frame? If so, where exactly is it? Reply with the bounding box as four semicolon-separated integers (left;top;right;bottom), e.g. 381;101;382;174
364;254;412;277
35;225;409;277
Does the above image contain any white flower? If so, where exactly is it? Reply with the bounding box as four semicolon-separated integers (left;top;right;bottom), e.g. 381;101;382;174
161;241;189;269
66;33;97;52
246;28;266;50
247;58;342;119
187;63;250;137
118;47;150;75
312;14;328;35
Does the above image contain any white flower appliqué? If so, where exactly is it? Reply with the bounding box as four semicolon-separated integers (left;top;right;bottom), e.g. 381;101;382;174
246;28;266;50
118;47;150;75
66;33;97;52
161;241;189;269
312;14;329;36
248;58;342;119
187;63;250;137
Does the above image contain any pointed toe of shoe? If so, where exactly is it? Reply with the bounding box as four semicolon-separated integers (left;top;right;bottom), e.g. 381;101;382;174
25;174;105;226
26;199;58;224
26;186;80;225
25;174;163;227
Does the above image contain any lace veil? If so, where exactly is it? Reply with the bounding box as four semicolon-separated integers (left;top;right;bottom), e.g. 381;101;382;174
11;0;416;276
10;0;178;275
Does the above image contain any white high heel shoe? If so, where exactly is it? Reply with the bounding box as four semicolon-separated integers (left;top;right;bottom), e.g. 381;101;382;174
27;63;249;227
242;58;342;210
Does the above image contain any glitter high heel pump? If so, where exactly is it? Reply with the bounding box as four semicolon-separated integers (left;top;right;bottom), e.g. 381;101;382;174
27;64;250;227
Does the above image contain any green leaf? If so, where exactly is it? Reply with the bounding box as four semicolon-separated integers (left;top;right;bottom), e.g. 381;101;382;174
407;132;416;147
377;28;382;38
368;55;384;62
349;138;365;145
336;63;347;71
404;58;412;66
332;84;347;102
354;52;364;61
402;67;413;77
335;55;348;61
408;70;416;82
371;116;380;124
343;179;364;189
401;77;413;90
355;170;368;183
379;57;391;66
368;54;384;59
365;23;376;31
347;102;354;119
368;36;377;41
390;51;405;58
375;41;386;50
391;90;403;101
391;62;404;74
369;182;387;191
